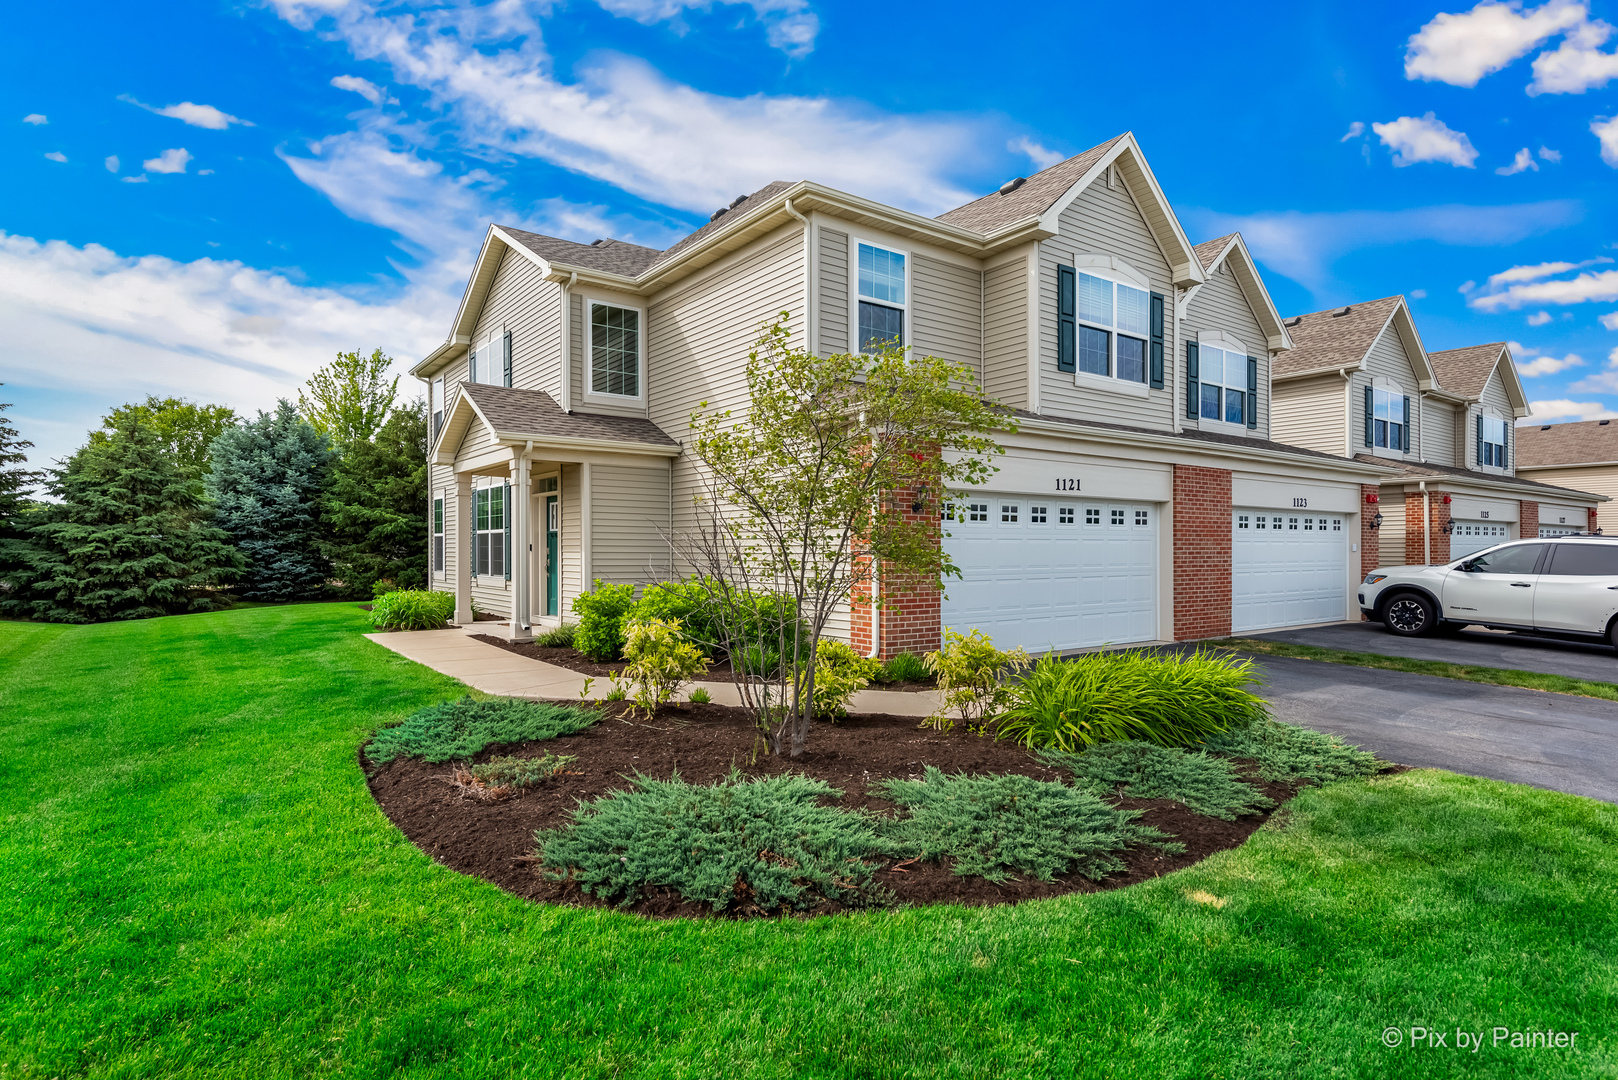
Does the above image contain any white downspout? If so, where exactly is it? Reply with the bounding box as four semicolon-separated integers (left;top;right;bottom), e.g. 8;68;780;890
1421;481;1431;566
783;199;813;351
560;270;578;413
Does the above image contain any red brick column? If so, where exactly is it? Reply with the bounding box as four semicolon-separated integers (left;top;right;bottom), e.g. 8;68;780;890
1172;464;1232;641
1592;508;1602;535
848;481;943;660
1360;484;1382;579
1404;490;1452;565
1519;501;1539;541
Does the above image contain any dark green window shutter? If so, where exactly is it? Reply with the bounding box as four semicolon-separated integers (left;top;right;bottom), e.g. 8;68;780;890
1476;414;1484;465
1184;342;1199;419
470;489;479;579
468;346;476;385
1402;395;1412;452
1504;421;1511;471
1363;386;1373;448
503;482;512;581
1056;265;1076;373
1149;292;1165;389
1246;356;1259;430
503;331;513;387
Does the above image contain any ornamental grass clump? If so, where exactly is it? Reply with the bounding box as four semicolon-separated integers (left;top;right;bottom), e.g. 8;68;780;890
452;752;576;801
997;648;1269;751
370;589;455;631
621;616;710;715
365;695;596;763
876;651;930;685
1041;741;1274;820
879;767;1180;883
1197;718;1382;785
537;770;887;913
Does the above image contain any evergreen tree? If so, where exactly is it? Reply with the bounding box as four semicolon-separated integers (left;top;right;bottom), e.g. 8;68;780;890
1;422;243;623
321;399;429;596
88;396;237;477
0;389;45;541
298;348;398;450
206;401;335;601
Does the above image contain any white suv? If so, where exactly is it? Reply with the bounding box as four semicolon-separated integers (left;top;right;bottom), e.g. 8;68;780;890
1360;536;1618;650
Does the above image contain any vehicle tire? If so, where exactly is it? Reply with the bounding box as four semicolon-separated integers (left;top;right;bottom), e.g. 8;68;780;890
1609;618;1618;654
1382;592;1436;637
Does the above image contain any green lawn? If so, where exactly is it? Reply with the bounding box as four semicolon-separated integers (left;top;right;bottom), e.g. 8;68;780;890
1;605;1614;1079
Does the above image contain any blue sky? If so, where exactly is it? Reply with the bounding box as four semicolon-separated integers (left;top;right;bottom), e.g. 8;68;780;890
5;0;1618;469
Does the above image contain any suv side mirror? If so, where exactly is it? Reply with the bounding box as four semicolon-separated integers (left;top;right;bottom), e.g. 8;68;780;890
1458;558;1477;572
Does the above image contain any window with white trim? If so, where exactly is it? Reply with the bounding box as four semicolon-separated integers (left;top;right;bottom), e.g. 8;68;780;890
468;331;505;385
1077;270;1149;383
857;242;906;353
473;484;507;579
1482;415;1507;467
431;376;445;439
589;302;641;397
1375;386;1407;450
1198;346;1247;425
433;496;444;574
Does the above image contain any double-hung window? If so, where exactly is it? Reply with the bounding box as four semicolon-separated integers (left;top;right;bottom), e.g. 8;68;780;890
468;331;508;386
473;485;507;579
1076;271;1149;383
857;242;906;353
1197;346;1247;426
1481;415;1507;467
589;302;641;397
433;497;444;574
1374;387;1406;450
430;376;445;440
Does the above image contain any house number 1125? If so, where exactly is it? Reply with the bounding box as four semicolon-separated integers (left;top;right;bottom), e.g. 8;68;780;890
1055;479;1080;491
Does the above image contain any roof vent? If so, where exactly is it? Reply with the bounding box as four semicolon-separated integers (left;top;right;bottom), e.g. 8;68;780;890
589;239;606;247
1542;425;1552;430
729;194;749;209
998;177;1027;195
1285;316;1302;327
1331;306;1353;318
1602;420;1612;426
708;206;729;222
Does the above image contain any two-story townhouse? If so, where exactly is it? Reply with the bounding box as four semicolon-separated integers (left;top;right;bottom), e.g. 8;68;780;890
1270;307;1603;565
1515;420;1618;535
413;132;1390;656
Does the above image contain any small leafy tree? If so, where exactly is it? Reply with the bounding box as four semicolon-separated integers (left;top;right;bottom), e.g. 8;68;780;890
88;396;237;477
1;422;243;622
320;399;428;596
677;316;1008;759
298;348;398;449
206;401;335;601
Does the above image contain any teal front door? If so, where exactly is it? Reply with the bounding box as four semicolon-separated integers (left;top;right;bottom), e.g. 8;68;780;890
544;495;559;617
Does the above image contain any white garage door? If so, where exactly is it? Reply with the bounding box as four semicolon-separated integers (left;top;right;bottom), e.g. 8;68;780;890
943;496;1157;653
1232;510;1348;632
1451;521;1509;559
1539;524;1580;538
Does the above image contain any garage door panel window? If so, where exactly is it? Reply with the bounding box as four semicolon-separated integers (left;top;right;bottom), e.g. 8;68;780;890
1451;522;1509;558
1232;508;1348;632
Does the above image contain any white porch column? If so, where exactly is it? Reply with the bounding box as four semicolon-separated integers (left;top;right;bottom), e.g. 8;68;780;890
509;451;533;642
580;461;593;593
453;473;474;625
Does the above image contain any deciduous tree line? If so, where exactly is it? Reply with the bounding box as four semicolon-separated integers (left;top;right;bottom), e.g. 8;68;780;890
0;349;429;623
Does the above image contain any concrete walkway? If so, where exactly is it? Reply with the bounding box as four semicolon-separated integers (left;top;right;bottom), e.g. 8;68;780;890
365;625;942;717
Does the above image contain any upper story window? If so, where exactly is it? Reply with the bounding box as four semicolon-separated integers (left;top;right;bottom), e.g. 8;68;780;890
1074;270;1149;383
589;302;642;398
468;330;508;386
1198;345;1248;426
1481;415;1507;467
1365;381;1409;454
857;242;906;353
430;376;445;440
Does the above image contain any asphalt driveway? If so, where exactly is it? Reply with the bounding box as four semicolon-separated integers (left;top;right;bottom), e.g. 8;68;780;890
1247;619;1618;684
1249;653;1618;804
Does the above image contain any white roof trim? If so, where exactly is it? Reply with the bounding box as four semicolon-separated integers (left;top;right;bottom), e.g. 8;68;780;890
1182;234;1294;352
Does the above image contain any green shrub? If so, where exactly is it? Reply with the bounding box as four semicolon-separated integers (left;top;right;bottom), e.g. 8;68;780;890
572;580;637;660
532;621;578;648
687;687;712;705
923;629;1031;730
1041;741;1274;820
879;767;1179;884
370;589;455;631
365;696;597;763
1198;719;1383;785
537;770;887;913
997;648;1269;752
370;578;397;600
877;651;930;684
803;639;882;718
622;617;711;714
631;579;721;655
454;753;577;800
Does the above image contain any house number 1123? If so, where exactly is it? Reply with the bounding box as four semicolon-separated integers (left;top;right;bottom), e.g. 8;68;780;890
1292;497;1308;508
1055;479;1080;491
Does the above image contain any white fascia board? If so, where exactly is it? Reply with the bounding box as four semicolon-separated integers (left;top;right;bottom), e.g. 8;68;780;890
1381;473;1606;504
1387;300;1436;389
1196;235;1295;352
491;431;682;457
409;338;465;378
1490;346;1531;414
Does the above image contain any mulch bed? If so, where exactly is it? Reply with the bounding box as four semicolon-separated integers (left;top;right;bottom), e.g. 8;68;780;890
470;633;939;692
364;702;1299;918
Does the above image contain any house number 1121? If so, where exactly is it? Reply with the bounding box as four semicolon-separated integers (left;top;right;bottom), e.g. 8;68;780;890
1055;479;1080;491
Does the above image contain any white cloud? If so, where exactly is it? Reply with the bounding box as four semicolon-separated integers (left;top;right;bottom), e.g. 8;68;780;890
1528;309;1554;324
1372;113;1479;167
1185;200;1580;294
1341;121;1365;141
1008;136;1064;171
104;155;119;173
1526;398;1618;420
120;175;149;185
1528;16;1618;93
267;0;986;217
23;113;46;125
1488;258;1611;287
143;148;193;174
1601;311;1618;328
331;74;390;105
1410;288;1429;298
1508;339;1539;354
1540;144;1563;161
1405;0;1587;86
592;0;820;57
1460;279;1478;293
1497;146;1539;173
1570;369;1618;392
1517;352;1584;375
1472;267;1618;309
1594;115;1618;165
119;95;253;130
43;151;67;163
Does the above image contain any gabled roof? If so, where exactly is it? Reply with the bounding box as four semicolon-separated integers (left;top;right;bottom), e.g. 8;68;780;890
1183;232;1293;352
645;180;800;272
1193;234;1238;271
1274;295;1433;386
1516;418;1618;468
432;382;680;464
934;136;1125;233
1427;341;1529;414
498;227;662;277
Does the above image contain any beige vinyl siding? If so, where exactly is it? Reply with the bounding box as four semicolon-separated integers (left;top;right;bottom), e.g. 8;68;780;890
1422;397;1458;467
1038;178;1176;430
1182;266;1270;439
455;414;499;460
1379;496;1406;567
910;253;982;380
560;463;583;606
1480;371;1516;474
982;257;1028;408
1519;464;1616;532
472;246;564;398
429;462;457;594
568;292;583;405
1271;373;1346;457
590;464;672;585
818;228;849;354
1357;326;1422;462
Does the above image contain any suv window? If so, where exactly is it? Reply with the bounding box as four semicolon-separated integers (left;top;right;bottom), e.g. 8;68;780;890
1546;543;1618;576
1465;544;1545;575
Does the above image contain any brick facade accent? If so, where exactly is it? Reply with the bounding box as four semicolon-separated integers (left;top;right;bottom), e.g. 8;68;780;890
1403;490;1452;565
1519;500;1539;541
848;481;944;660
1360;484;1381;580
1593;507;1602;535
1172;464;1232;641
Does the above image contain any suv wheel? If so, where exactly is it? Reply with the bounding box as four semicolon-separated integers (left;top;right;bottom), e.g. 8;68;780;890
1383;593;1436;637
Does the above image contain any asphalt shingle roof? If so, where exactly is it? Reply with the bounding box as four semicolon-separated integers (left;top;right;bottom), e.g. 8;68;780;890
1427;342;1506;400
1350;453;1601;499
1273;295;1404;378
933;135;1125;234
1516;419;1618;468
1193;234;1237;271
1012;410;1389;467
496;227;663;277
459;383;678;448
